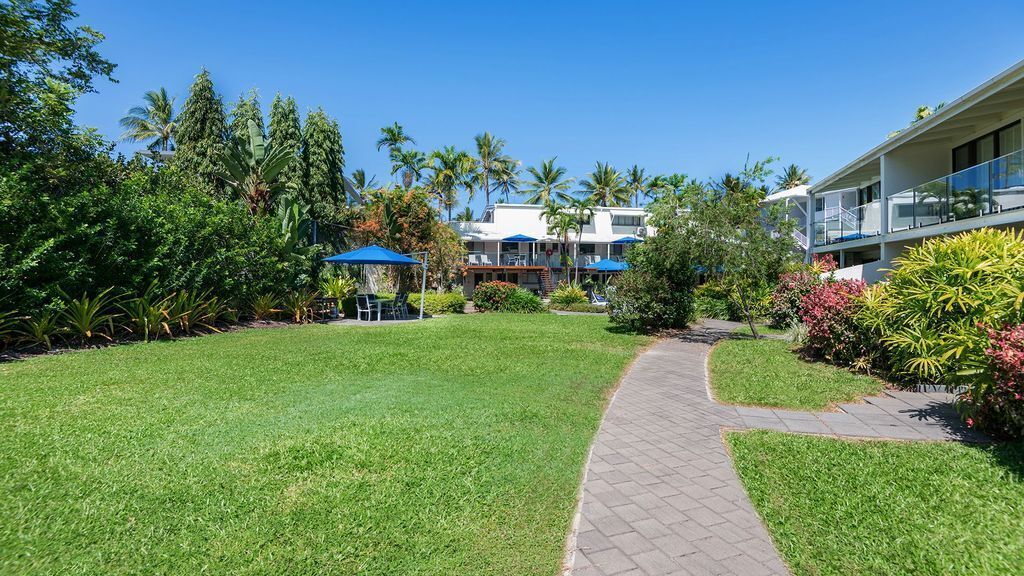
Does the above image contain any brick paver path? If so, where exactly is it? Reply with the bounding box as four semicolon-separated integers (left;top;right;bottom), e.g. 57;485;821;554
568;320;984;576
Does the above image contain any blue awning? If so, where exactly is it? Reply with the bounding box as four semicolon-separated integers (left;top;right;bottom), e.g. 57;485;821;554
585;259;630;272
503;234;537;242
612;236;643;244
323;245;421;266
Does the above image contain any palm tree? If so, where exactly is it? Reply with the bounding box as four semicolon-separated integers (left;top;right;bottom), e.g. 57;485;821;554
389;147;428;188
474;132;512;206
345;169;377;205
455;207;475;221
539;201;578;273
119;87;177;151
580;162;630;207
566;197;596;281
491;158;520;203
522;158;574;204
775;164;810;191
625;165;649;207
426;146;476;221
376;122;415;151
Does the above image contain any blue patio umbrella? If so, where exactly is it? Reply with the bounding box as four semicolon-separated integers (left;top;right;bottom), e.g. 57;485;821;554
585;259;630;272
503;234;537;242
612;236;643;244
323;245;421;266
323;245;427;319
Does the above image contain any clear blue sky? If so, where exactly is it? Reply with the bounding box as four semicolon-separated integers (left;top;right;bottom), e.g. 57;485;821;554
74;0;1024;214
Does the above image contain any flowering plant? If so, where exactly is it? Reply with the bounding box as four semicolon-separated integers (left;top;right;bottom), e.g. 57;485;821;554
959;324;1024;438
800;279;868;364
768;270;818;328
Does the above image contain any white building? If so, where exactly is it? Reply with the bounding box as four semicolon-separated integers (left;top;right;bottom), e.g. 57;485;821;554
800;59;1024;282
449;204;653;296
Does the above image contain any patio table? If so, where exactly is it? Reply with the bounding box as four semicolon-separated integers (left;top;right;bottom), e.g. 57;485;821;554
369;298;393;322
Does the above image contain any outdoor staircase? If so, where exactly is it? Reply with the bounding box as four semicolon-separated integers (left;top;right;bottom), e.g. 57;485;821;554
539;268;555;296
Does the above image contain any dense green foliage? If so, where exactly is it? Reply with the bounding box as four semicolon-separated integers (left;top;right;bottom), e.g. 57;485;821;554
472;281;545;313
608;229;697;332
710;336;882;410
172;70;227;191
268;94;304;192
728;430;1024;576
301;108;345;221
0;315;648;574
549;281;589;307
227;89;264;149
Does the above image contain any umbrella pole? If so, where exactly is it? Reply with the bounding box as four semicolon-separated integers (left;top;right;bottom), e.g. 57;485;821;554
419;253;428;320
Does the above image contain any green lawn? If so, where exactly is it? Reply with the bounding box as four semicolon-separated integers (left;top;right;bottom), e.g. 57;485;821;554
0;314;648;575
709;337;883;410
732;324;788;337
727;430;1024;576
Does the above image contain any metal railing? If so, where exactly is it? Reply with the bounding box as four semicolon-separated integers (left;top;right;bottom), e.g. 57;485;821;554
813;199;881;245
888;149;1024;232
464;252;606;267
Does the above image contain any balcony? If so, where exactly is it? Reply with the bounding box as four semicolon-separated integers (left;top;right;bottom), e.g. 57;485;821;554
465;252;605;268
888;149;1024;232
813;200;882;246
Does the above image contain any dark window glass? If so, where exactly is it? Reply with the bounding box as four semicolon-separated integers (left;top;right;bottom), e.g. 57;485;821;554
579;244;596;254
977;134;996;164
999;124;1022;156
953;145;971;172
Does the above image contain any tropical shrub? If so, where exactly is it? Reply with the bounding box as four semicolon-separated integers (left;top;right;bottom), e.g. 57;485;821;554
170;290;220;335
549;282;588;307
501;288;546;313
800;279;868;365
768;270;819;328
811;253;838;274
249;293;281;321
608;231;697;332
856;229;1024;385
953;324;1024;438
692;281;739;321
17;311;63;350
281;290;319;323
472;281;519;312
60;289;120;341
409;292;466;315
119;283;174;342
0;309;19;349
319;275;357;300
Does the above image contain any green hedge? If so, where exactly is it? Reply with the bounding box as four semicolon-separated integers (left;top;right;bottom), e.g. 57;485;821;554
341;292;466;318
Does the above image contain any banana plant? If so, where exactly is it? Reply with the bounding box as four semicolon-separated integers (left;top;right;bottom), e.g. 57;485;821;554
216;119;295;216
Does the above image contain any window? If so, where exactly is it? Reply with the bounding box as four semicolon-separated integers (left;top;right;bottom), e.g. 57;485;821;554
610;244;624;256
501;242;519;252
612;214;643;227
953;121;1021;172
579;244;596;255
857;181;880;205
465;241;477;252
814;197;825;212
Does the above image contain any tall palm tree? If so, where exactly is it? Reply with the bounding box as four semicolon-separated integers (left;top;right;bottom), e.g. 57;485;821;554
625;165;649;207
474;132;512;206
775;164;810;191
539;201;578;273
491;158;520;203
389;147;428;188
346;169;377;204
566;197;596;281
426;146;476;221
455;207;475;221
580;162;630;207
376;122;415;151
119;87;177;151
522;158;574;204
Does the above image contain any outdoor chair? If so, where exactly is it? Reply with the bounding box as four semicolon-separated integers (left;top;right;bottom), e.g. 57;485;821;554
590;292;609;306
383;292;408;319
356;294;379;321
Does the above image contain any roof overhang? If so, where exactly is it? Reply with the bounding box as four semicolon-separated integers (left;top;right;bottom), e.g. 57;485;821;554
811;58;1024;195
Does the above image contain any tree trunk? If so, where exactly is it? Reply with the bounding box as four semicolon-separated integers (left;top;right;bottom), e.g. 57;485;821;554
734;283;759;339
483;172;490;206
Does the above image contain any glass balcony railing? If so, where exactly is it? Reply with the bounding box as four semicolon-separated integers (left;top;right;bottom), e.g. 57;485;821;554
888;149;1024;232
813;200;881;246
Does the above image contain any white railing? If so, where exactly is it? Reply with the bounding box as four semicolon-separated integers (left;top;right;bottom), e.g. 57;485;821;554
792;229;808;249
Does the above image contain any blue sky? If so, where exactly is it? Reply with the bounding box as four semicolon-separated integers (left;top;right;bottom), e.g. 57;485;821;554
75;0;1024;214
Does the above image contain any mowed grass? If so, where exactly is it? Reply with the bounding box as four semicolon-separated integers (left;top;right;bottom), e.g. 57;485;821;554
731;324;788;337
727;430;1024;576
709;337;882;410
0;314;649;575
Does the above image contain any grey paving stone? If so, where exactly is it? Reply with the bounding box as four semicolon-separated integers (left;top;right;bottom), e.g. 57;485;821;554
570;320;988;576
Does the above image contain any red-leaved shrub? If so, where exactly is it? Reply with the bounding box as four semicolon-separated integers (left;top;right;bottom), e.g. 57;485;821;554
812;253;838;273
960;324;1024;438
800;279;867;364
768;270;819;328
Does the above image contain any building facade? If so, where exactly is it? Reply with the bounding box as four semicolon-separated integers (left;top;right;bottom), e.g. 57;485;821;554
449;204;653;296
801;60;1024;281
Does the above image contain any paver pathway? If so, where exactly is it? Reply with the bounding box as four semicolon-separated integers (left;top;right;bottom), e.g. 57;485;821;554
568;320;985;576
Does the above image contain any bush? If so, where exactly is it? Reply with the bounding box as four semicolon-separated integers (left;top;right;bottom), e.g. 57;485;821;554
373;291;467;316
857;229;1024;385
473;281;544;313
549;282;589;307
768;270;819;328
800;279;868;365
957;324;1024;438
608;231;697;332
693;294;732;320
